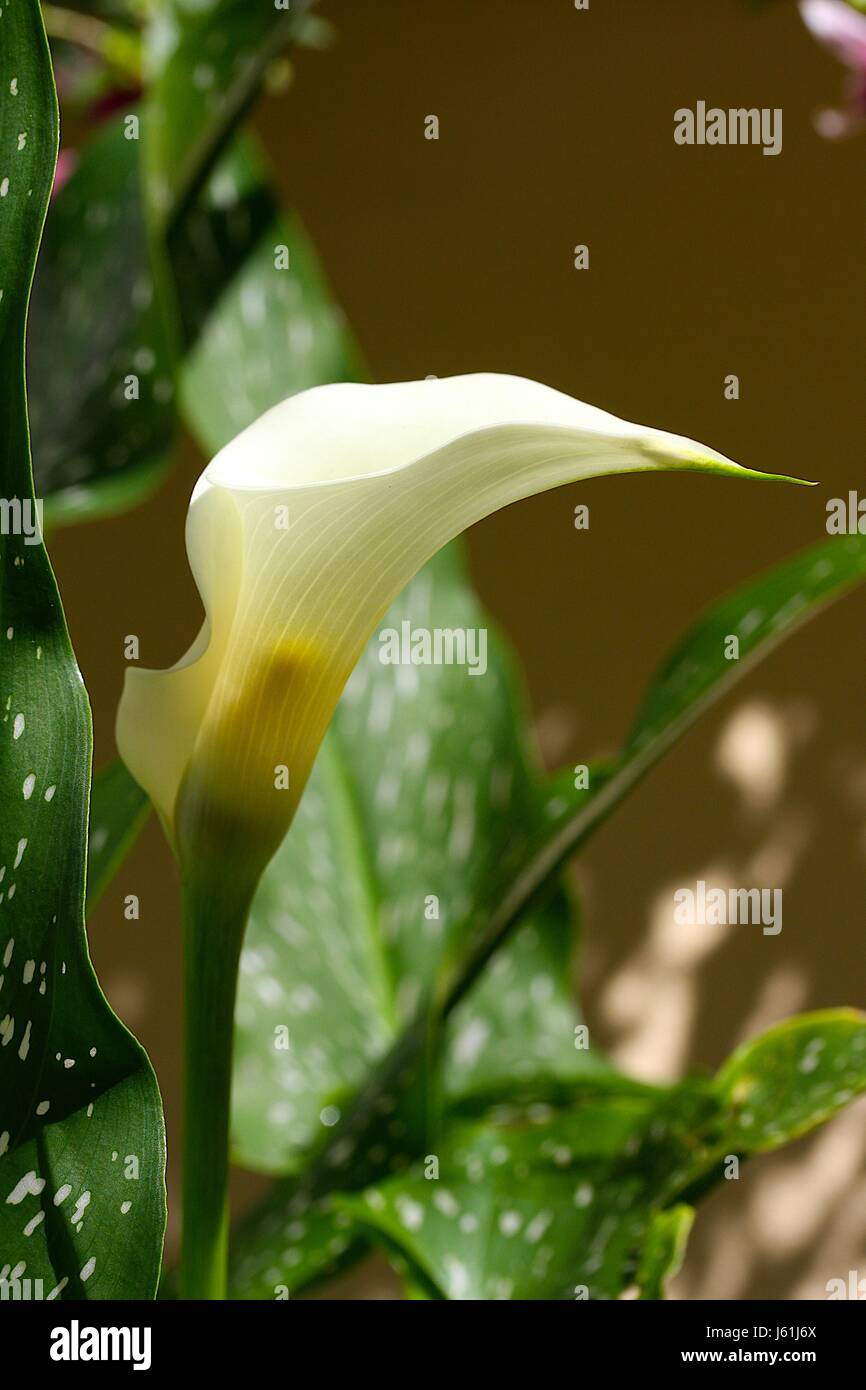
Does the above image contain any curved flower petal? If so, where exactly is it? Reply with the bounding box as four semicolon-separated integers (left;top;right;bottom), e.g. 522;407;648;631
116;373;801;885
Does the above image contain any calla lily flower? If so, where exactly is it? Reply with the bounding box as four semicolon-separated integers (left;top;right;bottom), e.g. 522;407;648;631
116;373;792;888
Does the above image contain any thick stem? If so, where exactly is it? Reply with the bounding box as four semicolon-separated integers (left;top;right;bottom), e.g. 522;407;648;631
179;872;252;1300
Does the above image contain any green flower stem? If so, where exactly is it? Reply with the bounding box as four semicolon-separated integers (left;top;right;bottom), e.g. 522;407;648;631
180;870;253;1300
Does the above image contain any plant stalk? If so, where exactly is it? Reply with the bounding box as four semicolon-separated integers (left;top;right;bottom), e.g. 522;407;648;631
179;871;252;1300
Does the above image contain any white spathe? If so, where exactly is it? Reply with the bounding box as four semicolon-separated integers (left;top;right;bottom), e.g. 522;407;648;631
116;373;793;881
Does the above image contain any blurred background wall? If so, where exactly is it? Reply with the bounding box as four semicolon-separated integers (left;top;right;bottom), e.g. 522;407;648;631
50;0;866;1298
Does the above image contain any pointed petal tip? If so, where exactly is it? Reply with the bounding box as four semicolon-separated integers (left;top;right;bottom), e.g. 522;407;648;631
750;470;817;487
638;434;812;488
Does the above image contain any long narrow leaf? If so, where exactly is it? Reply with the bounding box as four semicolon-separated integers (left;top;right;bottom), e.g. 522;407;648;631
0;2;165;1300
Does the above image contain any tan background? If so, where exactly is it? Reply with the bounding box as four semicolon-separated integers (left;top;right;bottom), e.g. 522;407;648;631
51;0;866;1298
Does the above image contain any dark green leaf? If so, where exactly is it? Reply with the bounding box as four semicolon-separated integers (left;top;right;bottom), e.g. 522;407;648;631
336;1096;660;1301
32;110;353;526
337;1012;866;1300
29;117;176;526
229;1193;363;1301
86;760;149;912
144;0;315;233
167;133;276;352
180;205;361;453
0;1;165;1300
178;137;363;453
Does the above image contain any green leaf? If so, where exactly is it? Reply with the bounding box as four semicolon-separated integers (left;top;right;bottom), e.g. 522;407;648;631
636;1206;694;1300
179;183;361;450
231;734;395;1175
166;133;276;352
229;1193;363;1301
231;534;866;1288
0;1;165;1300
337;1012;866;1300
232;544;595;1177
267;534;866;1182
178;137;362;455
232;1091;657;1302
31;97;353;527
441;890;610;1109
29;117;176;526
144;0;315;232
336;1096;662;1301
715;1009;866;1153
439;533;866;1014
86;760;149;912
